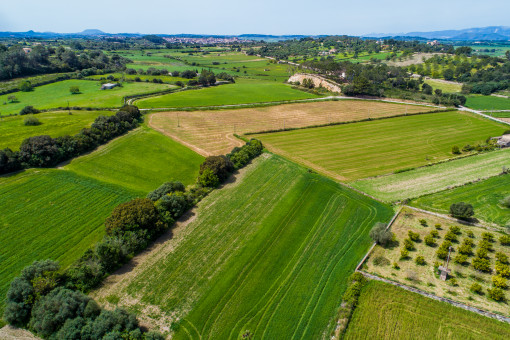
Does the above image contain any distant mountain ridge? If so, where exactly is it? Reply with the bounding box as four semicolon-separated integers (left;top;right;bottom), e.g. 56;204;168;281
364;26;510;41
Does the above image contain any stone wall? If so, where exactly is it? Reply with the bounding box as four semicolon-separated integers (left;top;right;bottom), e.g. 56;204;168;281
288;73;342;93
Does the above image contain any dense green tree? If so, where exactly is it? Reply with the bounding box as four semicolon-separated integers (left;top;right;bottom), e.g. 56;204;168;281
450;202;474;220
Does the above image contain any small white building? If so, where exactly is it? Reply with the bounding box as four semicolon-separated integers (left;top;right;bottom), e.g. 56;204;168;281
101;83;118;90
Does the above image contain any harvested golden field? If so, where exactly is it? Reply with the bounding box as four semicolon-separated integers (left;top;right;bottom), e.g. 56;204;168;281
148;100;434;156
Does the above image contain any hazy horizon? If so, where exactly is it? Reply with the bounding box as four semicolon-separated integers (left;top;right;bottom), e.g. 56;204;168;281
1;0;509;36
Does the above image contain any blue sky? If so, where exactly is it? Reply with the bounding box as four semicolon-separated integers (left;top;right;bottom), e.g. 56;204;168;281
0;0;508;35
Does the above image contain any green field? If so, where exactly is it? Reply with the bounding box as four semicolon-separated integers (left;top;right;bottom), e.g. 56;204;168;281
465;95;510;111
424;79;462;93
136;78;319;108
0;79;171;115
0;169;141;314
66;125;204;192
0;110;114;150
86;73;189;85
412;174;510;226
254;111;507;181
351;148;510;202
343;280;510;339
93;155;394;339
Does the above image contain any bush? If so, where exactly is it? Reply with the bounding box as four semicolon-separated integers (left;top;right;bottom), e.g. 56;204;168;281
482;232;495;242
155;192;190;220
450;202;474;220
457;243;473;255
470;283;483;294
500;235;510;246
199;155;234;183
104;198;166;239
487;287;505;301
454;254;469;265
495;262;510;278
492;275;508;289
23;115;41;126
373;256;390;266
403;238;415;251
408;230;420;242
369;222;392;247
472;257;492;272
467;230;475;238
415;256;426;265
19;80;33;92
0;148;22;174
434;223;441;230
147;181;185;201
496;252;509;264
478;240;493;252
448;278;458;286
449;226;461;234
476;248;488;259
19;135;62;167
29;287;91;338
444;231;457;242
197;167;219;188
69;86;80;94
3;260;60;327
419;219;427;226
452;145;461;154
19;105;40;115
430;230;439;238
424;234;436;246
400;248;409;259
227;139;264;169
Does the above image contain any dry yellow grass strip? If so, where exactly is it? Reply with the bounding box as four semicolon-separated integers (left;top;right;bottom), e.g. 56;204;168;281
149;100;432;156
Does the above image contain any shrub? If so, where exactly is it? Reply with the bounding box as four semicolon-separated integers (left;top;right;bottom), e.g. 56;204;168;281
400;248;409;259
23;115;41;126
155;192;190;220
369;222;392;247
470;283;483;294
430;230;439;238
227;139;263;169
467;230;475;238
436;247;449;260
19;105;40;115
487;287;505;301
457;243;473;255
454;254;469;265
104;198;166;239
478;240;493;252
19;135;62;167
482;232;495;242
3;260;60;327
452;145;461;154
434;224;441;230
197;167;220;188
393;262;400;269
69;86;80;94
424;235;436;246
199;155;234;182
462;238;474;247
449;202;474;220
147;181;185;201
29;287;91;338
448;277;458;286
373;256;390;266
496;252;509;264
472;257;492;272
408;230;420;242
419;219;427;226
19;80;33;92
403;238;415;250
95;237;128;272
415;256;426;265
444;231;457;242
492;275;508;289
495;262;510;278
449;226;461;234
476;248;488;259
500;235;510;246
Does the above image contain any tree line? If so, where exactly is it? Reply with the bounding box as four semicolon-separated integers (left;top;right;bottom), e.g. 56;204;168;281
3;139;264;339
0;105;142;174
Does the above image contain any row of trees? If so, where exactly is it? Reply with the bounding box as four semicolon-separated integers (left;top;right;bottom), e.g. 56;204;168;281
0;105;142;174
3;260;163;339
0;44;130;80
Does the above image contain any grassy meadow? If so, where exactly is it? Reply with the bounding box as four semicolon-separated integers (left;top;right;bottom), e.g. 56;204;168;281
0;110;114;150
364;208;510;316
92;155;394;338
424;79;462;93
254;111;507;181
465;95;510;111
136;78;320;108
412;174;510;226
351;148;510;202
0;169;141;314
344;280;510;339
66;125;204;192
0;79;171;115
